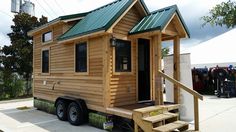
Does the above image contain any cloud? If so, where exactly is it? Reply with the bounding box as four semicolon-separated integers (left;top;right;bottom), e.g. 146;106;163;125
31;0;116;20
0;0;233;48
0;33;10;47
144;0;231;46
0;7;13;47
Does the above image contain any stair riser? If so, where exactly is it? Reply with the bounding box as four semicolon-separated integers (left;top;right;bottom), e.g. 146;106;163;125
153;121;189;132
178;125;189;131
151;116;178;128
133;104;189;132
165;117;178;124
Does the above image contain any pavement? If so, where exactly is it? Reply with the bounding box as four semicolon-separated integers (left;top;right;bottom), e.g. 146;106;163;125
0;96;236;132
0;98;106;132
198;96;236;132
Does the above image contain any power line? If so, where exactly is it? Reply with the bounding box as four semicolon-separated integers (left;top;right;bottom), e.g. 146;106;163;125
53;0;66;14
42;0;59;16
34;0;54;18
0;10;13;18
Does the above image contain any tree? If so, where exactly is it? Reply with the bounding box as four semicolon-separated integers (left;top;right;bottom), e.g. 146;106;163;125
162;47;170;58
201;0;236;28
0;13;47;95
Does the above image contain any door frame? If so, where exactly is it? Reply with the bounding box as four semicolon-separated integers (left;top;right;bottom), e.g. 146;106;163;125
136;38;153;102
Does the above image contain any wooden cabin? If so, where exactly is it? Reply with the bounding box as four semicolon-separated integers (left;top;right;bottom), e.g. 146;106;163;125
28;0;203;131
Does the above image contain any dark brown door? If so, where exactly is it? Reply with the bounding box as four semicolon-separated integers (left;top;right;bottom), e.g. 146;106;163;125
138;39;150;101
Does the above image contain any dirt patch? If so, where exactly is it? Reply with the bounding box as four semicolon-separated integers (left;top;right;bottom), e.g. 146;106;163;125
17;106;31;110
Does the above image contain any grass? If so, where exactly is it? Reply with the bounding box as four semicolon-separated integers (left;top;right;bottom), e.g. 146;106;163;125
0;94;33;102
34;99;55;114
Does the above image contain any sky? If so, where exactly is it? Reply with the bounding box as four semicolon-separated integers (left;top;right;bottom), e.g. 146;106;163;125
0;0;234;50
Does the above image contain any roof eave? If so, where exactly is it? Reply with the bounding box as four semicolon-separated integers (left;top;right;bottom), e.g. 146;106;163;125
159;5;190;38
159;5;178;31
58;27;107;41
104;0;133;31
175;9;190;38
129;26;161;36
28;18;61;36
140;0;149;14
58;30;107;44
62;17;85;23
28;13;88;36
59;0;134;42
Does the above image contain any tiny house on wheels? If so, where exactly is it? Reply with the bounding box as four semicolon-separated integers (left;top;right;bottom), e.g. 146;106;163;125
28;0;203;131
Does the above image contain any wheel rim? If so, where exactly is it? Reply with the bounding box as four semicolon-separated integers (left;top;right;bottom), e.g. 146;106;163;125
69;106;78;122
57;104;64;118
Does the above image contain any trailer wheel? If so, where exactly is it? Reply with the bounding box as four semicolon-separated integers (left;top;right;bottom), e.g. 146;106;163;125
56;100;68;121
67;102;84;125
77;99;88;122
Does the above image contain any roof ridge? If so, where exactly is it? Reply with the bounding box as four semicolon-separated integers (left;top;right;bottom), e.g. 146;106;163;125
149;5;177;14
89;0;122;13
59;12;90;20
58;0;132;41
129;4;190;38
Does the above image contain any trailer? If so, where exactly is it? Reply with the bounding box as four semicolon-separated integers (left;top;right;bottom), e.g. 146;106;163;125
28;0;203;131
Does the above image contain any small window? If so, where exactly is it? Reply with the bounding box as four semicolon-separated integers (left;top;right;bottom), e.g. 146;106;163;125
42;31;52;43
42;50;49;73
75;42;87;72
115;39;131;72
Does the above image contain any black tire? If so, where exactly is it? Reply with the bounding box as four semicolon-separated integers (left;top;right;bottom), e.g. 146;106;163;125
67;102;84;125
56;100;68;121
77;99;88;122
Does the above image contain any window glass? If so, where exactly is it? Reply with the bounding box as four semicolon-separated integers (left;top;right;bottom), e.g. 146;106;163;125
42;50;49;73
115;40;131;72
76;42;87;72
42;31;52;42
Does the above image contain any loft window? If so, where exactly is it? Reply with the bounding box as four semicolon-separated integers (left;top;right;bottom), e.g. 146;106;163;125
75;42;87;72
115;39;131;72
42;31;52;43
42;50;49;73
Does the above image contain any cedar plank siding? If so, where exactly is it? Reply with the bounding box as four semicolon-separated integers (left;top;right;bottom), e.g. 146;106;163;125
109;43;137;107
109;6;142;107
113;6;142;38
33;23;105;110
166;21;178;33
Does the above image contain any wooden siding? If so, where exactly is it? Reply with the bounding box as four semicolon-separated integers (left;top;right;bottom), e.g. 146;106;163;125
33;23;105;111
113;6;142;38
33;4;145;110
109;41;137;107
109;6;142;107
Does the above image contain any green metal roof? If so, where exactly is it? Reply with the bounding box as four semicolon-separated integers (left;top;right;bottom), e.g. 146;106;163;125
59;12;89;20
140;0;149;14
59;0;133;41
129;5;190;37
28;12;88;35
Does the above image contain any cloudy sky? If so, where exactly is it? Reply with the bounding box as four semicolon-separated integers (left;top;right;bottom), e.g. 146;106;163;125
0;0;233;50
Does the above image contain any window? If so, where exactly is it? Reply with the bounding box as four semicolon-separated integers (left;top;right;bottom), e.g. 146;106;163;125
42;50;49;73
42;31;52;43
115;39;131;72
75;42;87;72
